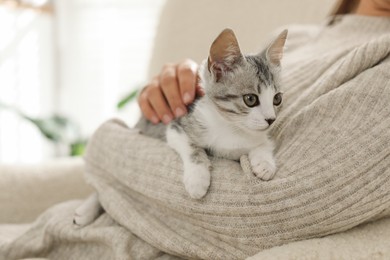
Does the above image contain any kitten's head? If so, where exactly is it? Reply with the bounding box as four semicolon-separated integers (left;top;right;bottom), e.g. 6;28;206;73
200;28;287;132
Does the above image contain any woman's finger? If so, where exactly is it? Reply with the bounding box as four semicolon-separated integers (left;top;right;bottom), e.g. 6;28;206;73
177;59;199;105
159;64;187;118
138;85;160;124
147;83;174;124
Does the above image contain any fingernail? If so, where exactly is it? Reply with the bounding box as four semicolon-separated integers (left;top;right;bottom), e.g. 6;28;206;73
162;114;172;124
151;116;159;124
183;92;192;104
175;107;185;118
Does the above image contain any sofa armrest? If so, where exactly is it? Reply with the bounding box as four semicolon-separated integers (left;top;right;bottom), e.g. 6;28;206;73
0;157;93;224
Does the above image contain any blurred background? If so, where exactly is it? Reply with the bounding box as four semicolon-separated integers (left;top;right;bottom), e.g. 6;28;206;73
0;0;165;163
0;0;335;164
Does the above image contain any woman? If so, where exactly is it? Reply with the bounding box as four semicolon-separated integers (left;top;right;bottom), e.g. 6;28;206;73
90;0;390;257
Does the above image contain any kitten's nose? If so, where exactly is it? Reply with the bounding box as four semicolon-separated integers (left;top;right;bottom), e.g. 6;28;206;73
265;118;275;126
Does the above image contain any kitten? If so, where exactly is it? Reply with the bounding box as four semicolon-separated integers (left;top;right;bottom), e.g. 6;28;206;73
166;28;287;198
73;28;287;226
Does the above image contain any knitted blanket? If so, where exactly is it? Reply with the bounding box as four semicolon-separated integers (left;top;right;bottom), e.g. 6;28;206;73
1;15;390;260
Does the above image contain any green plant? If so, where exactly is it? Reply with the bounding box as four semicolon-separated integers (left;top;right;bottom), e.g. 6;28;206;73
117;89;139;110
0;101;86;156
0;87;140;157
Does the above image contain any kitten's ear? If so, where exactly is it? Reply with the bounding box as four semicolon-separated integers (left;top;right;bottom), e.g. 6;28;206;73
208;28;243;82
265;29;288;66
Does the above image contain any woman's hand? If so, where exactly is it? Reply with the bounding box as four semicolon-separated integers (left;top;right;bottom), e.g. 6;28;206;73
138;59;204;124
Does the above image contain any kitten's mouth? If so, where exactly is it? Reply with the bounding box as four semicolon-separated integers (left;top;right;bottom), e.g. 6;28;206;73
258;126;270;131
248;125;270;132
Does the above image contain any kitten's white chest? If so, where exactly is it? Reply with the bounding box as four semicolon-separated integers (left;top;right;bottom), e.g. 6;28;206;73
202;127;252;160
195;103;267;160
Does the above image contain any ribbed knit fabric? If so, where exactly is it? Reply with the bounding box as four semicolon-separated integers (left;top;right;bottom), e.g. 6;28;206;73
1;15;389;260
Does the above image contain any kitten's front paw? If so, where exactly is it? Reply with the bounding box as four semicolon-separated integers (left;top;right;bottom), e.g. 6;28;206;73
183;164;211;199
250;160;276;181
248;149;276;181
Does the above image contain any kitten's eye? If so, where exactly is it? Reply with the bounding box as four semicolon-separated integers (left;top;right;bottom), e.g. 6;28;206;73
273;93;283;106
243;94;259;107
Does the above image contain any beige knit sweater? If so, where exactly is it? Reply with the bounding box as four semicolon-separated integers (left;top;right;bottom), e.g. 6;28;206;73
1;15;390;260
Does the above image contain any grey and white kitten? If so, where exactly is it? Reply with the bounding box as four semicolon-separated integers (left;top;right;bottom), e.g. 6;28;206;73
167;28;287;198
73;28;287;226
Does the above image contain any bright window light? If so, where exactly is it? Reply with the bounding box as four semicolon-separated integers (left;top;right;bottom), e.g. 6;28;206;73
0;0;165;163
0;5;54;163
